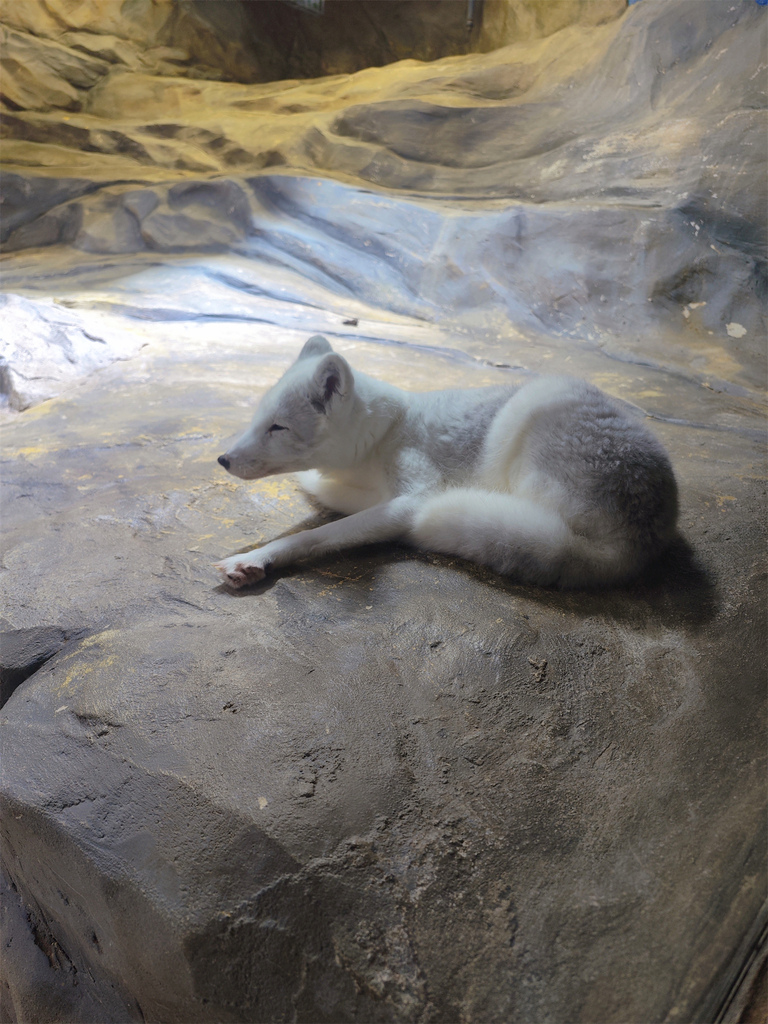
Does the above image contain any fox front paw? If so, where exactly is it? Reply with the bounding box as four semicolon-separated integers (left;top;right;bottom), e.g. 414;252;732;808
214;553;270;588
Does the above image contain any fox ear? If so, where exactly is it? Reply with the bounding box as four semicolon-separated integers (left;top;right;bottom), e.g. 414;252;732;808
311;353;353;412
299;335;333;361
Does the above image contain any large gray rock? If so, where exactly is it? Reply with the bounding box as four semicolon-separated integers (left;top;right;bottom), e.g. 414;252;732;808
0;313;765;1022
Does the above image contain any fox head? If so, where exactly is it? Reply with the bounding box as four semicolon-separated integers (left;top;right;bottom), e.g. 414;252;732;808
218;336;356;480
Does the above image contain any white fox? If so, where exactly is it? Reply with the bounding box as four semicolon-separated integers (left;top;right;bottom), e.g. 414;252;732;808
215;335;677;589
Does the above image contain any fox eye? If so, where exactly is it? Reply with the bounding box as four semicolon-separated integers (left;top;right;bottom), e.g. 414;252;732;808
267;423;287;433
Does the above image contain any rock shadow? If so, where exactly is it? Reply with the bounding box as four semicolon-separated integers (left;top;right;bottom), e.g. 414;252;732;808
215;519;717;634
448;532;718;635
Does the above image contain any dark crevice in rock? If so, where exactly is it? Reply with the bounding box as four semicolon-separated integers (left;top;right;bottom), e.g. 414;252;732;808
0;627;87;708
640;414;766;441
708;901;768;1024
29;911;76;975
0;867;143;1023
82;301;280;327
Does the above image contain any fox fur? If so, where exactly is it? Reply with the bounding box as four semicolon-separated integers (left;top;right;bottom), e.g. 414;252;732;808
215;335;678;589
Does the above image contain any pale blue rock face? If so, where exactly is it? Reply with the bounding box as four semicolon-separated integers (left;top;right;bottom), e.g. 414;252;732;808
0;1;766;1022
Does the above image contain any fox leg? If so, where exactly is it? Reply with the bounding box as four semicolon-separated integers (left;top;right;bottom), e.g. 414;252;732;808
215;495;418;587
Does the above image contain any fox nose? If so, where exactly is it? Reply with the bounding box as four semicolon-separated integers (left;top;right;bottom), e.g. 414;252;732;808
218;455;231;470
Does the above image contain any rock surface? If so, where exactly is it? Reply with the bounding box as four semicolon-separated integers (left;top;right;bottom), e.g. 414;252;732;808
0;0;266;97
2;1;764;359
0;293;149;410
1;1;766;1022
0;0;627;102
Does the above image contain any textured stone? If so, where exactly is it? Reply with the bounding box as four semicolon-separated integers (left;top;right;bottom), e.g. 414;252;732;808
0;0;267;87
0;0;627;106
477;0;627;48
0;24;106;111
0;294;150;410
2;1;764;353
236;0;627;80
0;869;138;1023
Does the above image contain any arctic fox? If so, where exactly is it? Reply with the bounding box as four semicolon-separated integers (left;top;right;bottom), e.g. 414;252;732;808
215;335;677;589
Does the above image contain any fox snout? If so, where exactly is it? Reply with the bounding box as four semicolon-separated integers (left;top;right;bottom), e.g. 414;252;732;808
217;448;264;479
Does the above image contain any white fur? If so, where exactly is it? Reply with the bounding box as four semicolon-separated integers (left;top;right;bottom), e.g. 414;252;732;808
215;336;678;589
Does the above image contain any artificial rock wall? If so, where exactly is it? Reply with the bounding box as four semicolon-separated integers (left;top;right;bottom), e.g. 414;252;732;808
1;0;764;411
1;3;766;1024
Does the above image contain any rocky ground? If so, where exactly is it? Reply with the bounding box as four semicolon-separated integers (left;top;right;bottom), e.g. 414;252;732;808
1;1;766;1022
